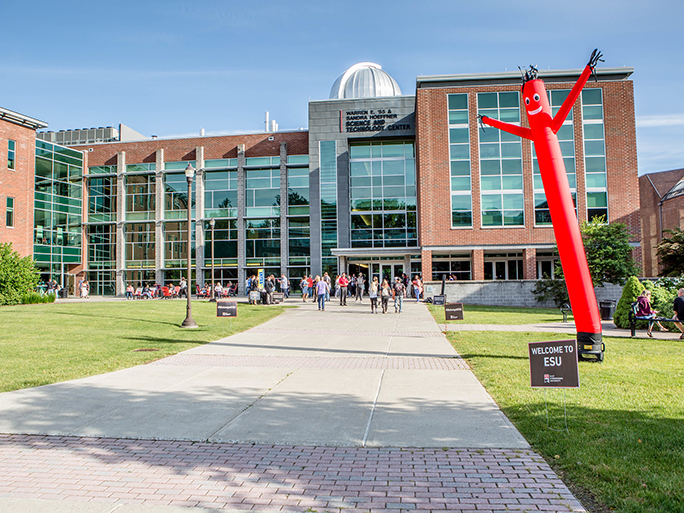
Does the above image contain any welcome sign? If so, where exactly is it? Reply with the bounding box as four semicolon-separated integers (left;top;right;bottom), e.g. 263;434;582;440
528;340;580;388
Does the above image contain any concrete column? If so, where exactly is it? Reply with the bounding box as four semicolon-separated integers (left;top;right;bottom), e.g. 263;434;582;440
155;149;164;286
523;248;537;280
279;142;288;278
236;144;246;295
472;249;485;280
340;255;347;275
115;152;126;295
194;146;205;289
403;255;411;280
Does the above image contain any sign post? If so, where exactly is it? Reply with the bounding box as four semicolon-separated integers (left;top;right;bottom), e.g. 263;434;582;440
528;340;579;388
217;299;237;330
444;303;464;321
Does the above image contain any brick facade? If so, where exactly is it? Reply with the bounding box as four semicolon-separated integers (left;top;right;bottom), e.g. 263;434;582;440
415;71;641;281
0;117;41;257
639;168;684;277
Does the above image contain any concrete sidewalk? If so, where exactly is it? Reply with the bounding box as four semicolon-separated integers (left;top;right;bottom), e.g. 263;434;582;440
0;299;585;512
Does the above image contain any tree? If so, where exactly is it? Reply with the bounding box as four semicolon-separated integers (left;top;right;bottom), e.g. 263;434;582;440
0;243;40;305
556;216;640;287
533;217;640;305
656;227;684;277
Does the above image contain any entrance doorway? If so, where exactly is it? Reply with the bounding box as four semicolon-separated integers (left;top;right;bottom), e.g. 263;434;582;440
349;262;404;285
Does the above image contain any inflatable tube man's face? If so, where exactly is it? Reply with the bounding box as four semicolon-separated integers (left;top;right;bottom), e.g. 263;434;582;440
522;79;552;125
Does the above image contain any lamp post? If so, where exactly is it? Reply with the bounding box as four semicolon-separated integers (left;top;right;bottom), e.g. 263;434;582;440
209;217;216;302
180;163;198;328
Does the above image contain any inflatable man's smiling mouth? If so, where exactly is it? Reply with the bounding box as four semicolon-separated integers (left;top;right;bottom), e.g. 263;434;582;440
528;105;543;116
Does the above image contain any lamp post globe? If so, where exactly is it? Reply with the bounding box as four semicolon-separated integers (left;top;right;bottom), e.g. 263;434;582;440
181;163;198;328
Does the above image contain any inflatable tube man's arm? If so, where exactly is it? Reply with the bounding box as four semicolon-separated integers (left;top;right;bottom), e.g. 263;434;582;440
478;115;532;141
551;49;604;134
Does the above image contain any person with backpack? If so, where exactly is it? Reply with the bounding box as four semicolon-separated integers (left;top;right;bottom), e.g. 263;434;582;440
368;276;379;314
392;277;405;313
380;279;391;314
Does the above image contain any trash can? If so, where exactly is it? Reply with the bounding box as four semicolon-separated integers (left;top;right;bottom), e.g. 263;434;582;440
59;288;68;299
599;300;616;320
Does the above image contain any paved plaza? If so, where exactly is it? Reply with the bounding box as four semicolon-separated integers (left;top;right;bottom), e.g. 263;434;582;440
0;299;586;512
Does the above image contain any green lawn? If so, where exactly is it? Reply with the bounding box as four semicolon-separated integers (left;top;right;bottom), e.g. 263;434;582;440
427;302;573;325
0;300;286;393
446;330;684;513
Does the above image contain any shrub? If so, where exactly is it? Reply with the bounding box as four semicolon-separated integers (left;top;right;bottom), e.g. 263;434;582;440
21;291;56;304
0;243;40;306
613;276;644;329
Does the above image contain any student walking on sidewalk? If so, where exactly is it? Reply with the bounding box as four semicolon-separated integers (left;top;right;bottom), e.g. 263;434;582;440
368;276;379;313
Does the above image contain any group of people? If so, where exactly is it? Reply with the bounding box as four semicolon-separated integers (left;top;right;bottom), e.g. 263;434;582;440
198;281;236;298
124;277;209;299
295;273;424;314
246;274;288;305
635;287;684;338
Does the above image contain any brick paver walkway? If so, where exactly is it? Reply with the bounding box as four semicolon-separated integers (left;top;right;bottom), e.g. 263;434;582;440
152;354;470;370
0;434;584;512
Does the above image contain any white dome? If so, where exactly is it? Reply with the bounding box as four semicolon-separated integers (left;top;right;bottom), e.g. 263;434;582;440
329;62;402;99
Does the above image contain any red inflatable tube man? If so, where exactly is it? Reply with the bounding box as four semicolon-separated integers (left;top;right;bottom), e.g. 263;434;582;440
479;50;604;350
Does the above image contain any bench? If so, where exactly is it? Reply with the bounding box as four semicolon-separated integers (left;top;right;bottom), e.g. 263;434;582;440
629;301;679;337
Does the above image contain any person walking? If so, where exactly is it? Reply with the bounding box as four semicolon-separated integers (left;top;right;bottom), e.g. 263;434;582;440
280;274;289;299
338;273;349;306
412;275;422;302
368;276;379;314
393;276;405;313
179;276;187;299
300;276;309;302
672;288;684;339
355;273;365;302
315;275;329;311
380;279;391;314
323;272;331;302
81;279;89;299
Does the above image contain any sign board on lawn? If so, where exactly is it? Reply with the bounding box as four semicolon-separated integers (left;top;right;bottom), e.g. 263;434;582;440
273;292;284;303
528;339;579;388
433;294;446;305
249;291;260;302
217;300;238;317
444;303;464;320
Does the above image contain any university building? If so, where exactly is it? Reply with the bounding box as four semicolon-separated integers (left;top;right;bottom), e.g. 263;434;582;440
0;61;641;295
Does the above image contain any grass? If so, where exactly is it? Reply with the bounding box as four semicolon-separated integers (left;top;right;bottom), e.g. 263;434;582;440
445;329;684;513
427;302;573;325
0;300;287;393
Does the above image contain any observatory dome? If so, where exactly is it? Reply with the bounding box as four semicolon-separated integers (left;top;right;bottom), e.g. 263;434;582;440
329;62;402;100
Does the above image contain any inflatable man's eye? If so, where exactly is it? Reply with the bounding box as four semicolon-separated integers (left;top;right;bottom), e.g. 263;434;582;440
533;93;540;102
525;97;530;105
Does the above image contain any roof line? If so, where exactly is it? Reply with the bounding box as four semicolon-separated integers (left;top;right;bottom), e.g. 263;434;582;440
0;106;48;130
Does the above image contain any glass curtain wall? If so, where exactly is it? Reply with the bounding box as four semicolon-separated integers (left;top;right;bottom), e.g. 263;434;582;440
33;140;83;286
245;157;281;276
287;155;310;289
320;141;338;275
477;92;524;227
349;140;417;248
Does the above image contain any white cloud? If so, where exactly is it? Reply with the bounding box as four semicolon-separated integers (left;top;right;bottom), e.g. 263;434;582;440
637;114;684;127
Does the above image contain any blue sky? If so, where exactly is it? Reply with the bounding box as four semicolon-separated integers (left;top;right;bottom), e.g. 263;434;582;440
1;0;682;175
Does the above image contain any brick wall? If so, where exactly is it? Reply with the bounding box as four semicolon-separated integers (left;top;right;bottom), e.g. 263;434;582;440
0;118;36;257
75;131;309;167
423;280;624;309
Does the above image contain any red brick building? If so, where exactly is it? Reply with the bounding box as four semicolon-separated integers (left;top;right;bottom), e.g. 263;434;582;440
415;68;640;281
0;107;47;257
640;168;684;277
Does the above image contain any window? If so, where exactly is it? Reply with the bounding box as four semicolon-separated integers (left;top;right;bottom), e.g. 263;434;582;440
245;168;280;217
8;140;15;170
205;170;237;218
126;174;155;221
484;252;523;280
349;141;417;248
432;254;471;281
533;90;577;226
6;197;14;227
582;88;608;221
448;94;472;227
477;92;524;227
